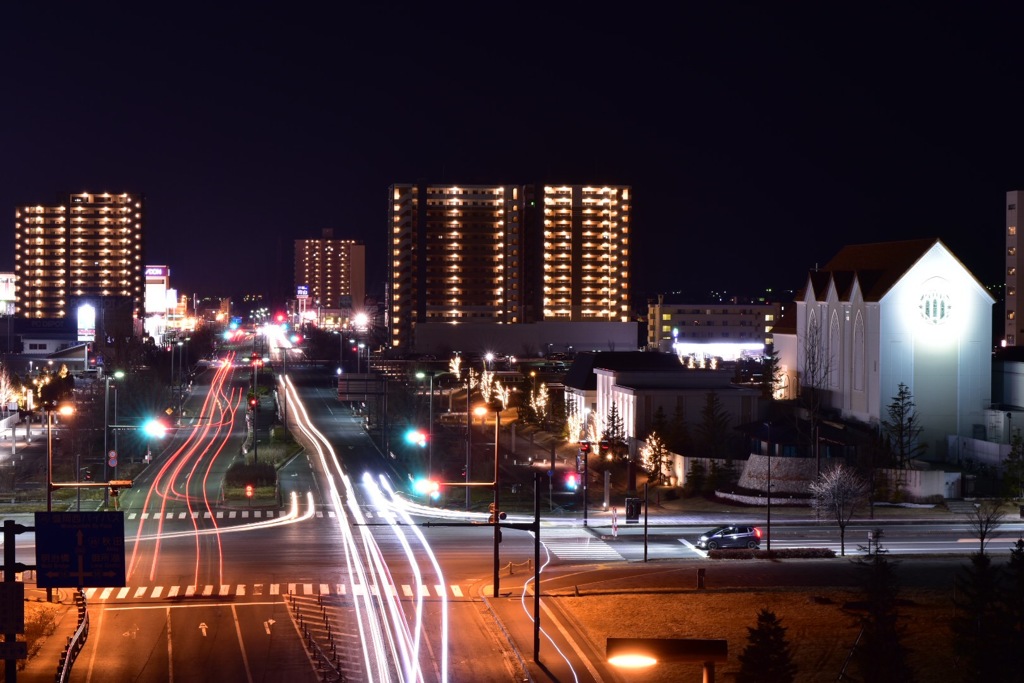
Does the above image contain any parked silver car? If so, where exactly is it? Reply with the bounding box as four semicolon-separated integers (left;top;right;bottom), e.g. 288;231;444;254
695;525;762;550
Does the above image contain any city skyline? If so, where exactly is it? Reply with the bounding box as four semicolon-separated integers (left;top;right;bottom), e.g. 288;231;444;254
4;6;1024;307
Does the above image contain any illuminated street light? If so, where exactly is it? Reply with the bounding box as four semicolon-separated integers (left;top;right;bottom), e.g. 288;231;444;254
607;637;728;679
474;403;502;597
103;369;125;506
45;400;74;602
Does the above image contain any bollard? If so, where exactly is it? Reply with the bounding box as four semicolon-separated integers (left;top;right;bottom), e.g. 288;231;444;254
697;568;706;589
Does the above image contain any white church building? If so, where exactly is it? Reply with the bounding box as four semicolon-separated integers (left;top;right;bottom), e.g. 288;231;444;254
774;238;994;463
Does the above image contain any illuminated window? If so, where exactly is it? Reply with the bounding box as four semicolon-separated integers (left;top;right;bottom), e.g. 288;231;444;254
1011;226;1017;236
1010;311;1016;320
1011;247;1017;256
1011;267;1017;276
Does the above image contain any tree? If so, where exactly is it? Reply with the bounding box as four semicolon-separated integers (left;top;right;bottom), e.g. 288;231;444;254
761;345;782;399
801;314;832;474
809;464;868;556
964;499;1007;555
952;552;1014;681
736;609;797;683
851;534;915;683
638;432;670;484
1005;539;1024;674
1004;429;1024;500
881;383;927;495
695;391;732;461
602;403;633;490
663;404;691;455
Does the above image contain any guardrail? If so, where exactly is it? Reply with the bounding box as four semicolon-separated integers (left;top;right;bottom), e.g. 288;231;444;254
55;589;89;683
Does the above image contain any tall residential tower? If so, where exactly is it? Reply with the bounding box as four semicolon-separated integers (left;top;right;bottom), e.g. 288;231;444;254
14;192;144;319
1007;190;1024;346
387;183;630;351
294;229;366;316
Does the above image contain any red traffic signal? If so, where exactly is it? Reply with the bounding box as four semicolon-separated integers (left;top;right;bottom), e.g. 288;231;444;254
579;440;591;453
599;440;610;452
248;397;258;410
245;484;254;498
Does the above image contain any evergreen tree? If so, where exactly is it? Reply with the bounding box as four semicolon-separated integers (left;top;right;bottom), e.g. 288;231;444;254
1005;539;1024;676
650;405;669;437
737;608;797;683
761;345;782;399
1004;429;1024;500
951;552;1014;681
601;403;628;459
852;537;914;683
881;383;927;495
664;404;691;455
695;391;732;461
683;460;706;498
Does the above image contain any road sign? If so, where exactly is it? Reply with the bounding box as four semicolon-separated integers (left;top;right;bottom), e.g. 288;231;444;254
108;449;117;467
34;511;126;588
0;582;25;632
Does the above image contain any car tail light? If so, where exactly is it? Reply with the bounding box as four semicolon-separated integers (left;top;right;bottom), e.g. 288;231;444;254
754;527;762;538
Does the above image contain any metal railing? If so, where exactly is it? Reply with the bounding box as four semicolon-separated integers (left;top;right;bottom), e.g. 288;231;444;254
55;589;89;683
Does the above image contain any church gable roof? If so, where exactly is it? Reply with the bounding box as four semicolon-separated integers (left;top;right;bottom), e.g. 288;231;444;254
821;238;941;302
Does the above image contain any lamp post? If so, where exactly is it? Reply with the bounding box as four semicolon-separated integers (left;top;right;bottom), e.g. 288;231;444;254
103;370;125;506
491;405;501;598
45;401;74;602
474;404;502;597
765;421;772;552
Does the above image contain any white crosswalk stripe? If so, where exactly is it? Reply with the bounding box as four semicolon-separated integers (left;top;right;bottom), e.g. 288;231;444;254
82;582;468;601
535;527;625;560
126;509;285;520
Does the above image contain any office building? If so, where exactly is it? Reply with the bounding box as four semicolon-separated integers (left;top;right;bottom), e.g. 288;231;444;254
646;294;781;358
14;192;144;319
294;229;366;326
387;183;631;351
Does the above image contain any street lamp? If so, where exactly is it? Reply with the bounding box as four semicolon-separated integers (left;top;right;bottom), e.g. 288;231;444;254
474;403;502;598
44;400;74;602
103;370;125;506
416;370;436;477
765;421;773;552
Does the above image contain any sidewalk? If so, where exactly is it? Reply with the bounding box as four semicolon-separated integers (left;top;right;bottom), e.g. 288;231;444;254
16;587;80;683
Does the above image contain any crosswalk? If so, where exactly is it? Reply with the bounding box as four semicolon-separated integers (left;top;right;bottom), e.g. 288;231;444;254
125;509;352;521
82;581;468;602
535;527;624;561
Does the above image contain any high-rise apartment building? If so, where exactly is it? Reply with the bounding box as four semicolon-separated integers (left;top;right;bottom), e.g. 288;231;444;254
1007;190;1024;346
387;183;630;350
14;192;144;319
294;229;366;312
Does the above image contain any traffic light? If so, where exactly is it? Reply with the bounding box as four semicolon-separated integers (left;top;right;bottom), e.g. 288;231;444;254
599;440;610;453
565;473;579;491
579;440;591;454
248;396;258;411
245;484;254;498
487;502;507;524
405;429;427;447
143;419;169;439
413;478;441;499
81;468;92;481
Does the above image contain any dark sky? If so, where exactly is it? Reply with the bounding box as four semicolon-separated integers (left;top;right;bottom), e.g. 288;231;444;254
3;4;1024;308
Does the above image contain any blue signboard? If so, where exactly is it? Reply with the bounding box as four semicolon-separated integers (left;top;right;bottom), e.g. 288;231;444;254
34;511;126;588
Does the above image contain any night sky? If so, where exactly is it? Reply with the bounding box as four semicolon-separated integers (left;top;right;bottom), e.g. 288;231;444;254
3;5;1024;308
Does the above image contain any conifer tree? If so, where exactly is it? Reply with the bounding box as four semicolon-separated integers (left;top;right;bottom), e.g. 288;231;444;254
952;552;1013;680
852;535;914;682
737;609;797;683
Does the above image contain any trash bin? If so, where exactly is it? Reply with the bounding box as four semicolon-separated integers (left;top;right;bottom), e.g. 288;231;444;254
625;497;641;524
